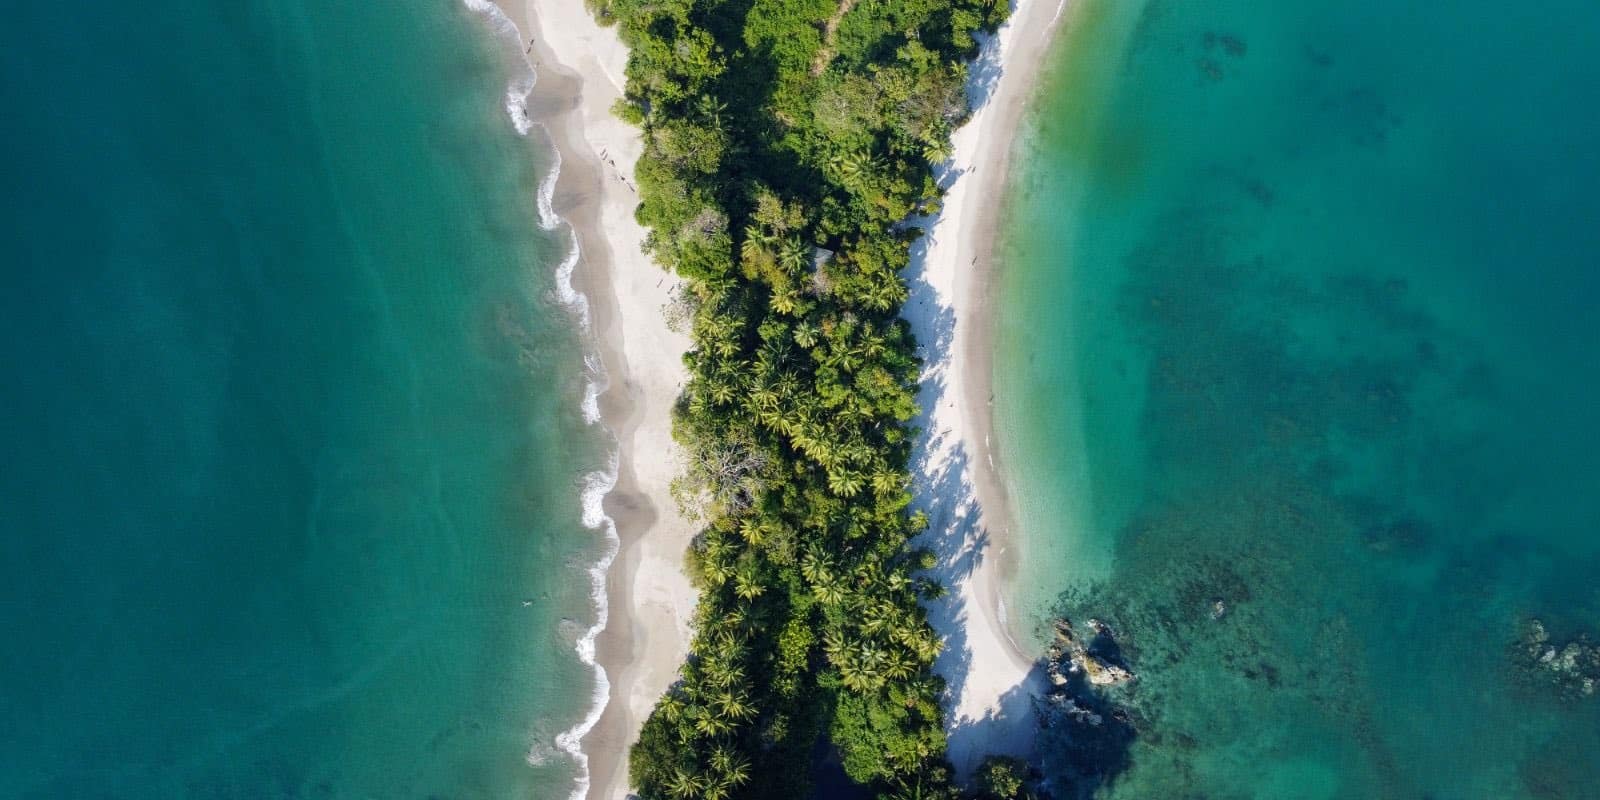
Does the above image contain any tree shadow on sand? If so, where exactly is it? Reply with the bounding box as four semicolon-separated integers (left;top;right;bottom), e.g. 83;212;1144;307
895;0;1047;784
893;3;1139;792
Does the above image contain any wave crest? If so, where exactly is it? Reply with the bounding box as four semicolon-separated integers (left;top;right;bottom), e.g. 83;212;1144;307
461;3;619;798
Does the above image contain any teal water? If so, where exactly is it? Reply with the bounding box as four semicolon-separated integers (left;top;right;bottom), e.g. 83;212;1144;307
0;3;608;797
996;0;1600;796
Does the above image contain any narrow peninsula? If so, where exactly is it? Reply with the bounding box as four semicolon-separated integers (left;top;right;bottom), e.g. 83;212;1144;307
502;0;1064;797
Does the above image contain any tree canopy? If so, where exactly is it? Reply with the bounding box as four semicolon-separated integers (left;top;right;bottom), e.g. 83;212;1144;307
588;1;1011;797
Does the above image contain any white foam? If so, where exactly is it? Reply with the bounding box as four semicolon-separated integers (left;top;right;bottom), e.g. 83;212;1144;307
461;0;538;135
581;352;608;425
547;453;621;800
460;4;621;798
536;141;565;229
551;228;592;331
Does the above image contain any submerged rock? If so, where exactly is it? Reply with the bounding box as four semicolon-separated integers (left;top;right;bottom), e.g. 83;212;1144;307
1514;618;1600;698
1048;618;1136;687
1036;617;1139;795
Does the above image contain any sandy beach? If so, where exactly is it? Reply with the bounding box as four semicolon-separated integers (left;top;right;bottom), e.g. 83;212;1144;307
488;2;699;799
489;0;1065;795
904;0;1069;780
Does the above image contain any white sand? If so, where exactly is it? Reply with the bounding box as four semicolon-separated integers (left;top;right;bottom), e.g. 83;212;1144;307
904;0;1069;780
489;2;699;799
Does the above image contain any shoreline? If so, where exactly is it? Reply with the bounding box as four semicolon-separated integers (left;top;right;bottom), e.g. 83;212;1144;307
472;0;1065;793
904;0;1068;779
481;2;699;799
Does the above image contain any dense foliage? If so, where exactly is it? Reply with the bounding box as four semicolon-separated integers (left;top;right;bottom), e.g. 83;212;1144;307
590;1;1009;797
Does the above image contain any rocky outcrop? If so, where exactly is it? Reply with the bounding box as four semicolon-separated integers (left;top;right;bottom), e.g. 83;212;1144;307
1515;619;1599;698
1047;618;1136;687
1035;618;1138;796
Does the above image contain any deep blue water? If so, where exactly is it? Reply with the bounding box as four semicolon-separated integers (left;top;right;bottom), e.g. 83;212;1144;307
0;3;604;797
996;0;1600;796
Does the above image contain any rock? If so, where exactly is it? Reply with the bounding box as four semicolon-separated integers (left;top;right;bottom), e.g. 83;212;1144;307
1044;694;1103;726
1083;659;1136;687
1210;599;1228;620
1052;618;1135;686
1514;618;1600;699
1524;619;1547;645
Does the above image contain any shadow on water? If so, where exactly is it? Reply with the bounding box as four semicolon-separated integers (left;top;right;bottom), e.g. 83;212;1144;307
1032;680;1137;799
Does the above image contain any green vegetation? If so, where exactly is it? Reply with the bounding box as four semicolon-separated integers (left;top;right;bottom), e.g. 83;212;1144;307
590;0;1009;797
973;756;1036;800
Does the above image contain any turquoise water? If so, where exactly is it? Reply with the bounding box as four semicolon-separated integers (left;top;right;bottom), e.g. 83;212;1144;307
0;3;607;797
996;0;1600;796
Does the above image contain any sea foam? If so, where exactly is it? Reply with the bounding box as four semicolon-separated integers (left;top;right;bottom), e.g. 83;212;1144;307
460;0;537;135
460;3;620;798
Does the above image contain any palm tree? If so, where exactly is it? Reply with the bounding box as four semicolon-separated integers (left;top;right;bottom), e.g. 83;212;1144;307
694;93;728;126
757;407;787;433
825;343;863;372
823;628;849;658
797;434;843;472
884;569;912;593
687;390;714;418
867;277;908;311
812;574;847;606
871;469;905;495
908;629;942;662
741;225;774;263
837;644;887;692
708;377;737;405
699;545;734;587
829;150;878;192
760;337;791;365
840;440;873;466
738;517;766;547
860;604;895;636
780;238;809;273
666;768;705;799
800;546;830;583
713;690;755;721
709;627;745;661
828;468;866;497
710;746;751;787
793;320;820;348
884;647;918;680
701;657;744;689
657;692;688;723
770;288;802;315
740;236;767;266
733;566;765;601
750;385;780;412
694;711;733;737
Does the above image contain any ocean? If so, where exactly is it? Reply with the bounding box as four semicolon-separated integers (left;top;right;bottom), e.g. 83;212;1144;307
0;2;611;797
994;0;1600;796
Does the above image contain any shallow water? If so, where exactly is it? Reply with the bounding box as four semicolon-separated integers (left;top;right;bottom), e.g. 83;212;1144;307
994;0;1600;796
0;3;607;797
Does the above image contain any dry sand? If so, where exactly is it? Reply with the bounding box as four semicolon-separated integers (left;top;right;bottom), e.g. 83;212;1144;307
484;0;1066;794
904;0;1069;780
